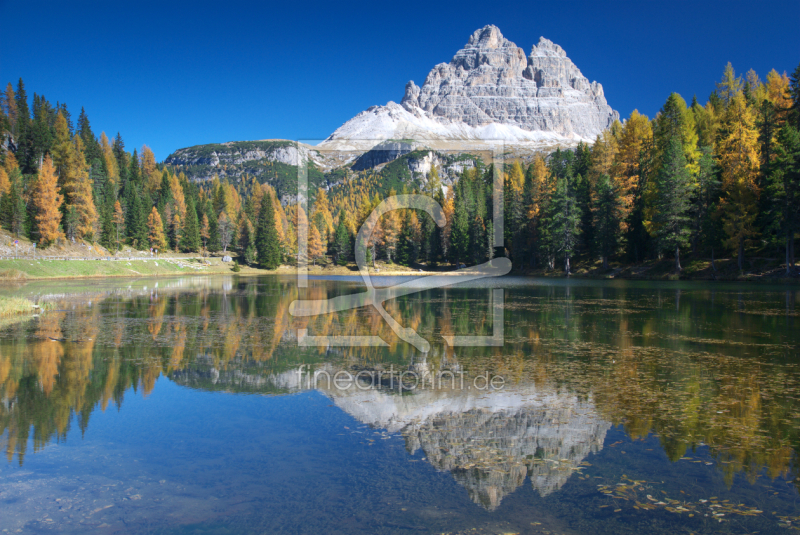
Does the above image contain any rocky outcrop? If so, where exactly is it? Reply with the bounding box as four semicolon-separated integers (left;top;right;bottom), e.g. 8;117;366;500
165;140;312;176
320;25;618;153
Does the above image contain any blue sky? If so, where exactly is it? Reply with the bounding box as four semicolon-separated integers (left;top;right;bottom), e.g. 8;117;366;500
2;0;798;160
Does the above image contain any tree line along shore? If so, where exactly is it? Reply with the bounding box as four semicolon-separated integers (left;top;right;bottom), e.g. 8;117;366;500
0;62;799;281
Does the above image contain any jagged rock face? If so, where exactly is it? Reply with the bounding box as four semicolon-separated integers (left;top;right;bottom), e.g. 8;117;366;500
403;399;609;510
323;378;610;511
321;25;618;152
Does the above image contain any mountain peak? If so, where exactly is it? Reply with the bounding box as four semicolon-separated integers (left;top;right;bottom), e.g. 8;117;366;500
531;36;567;58
466;24;507;48
320;26;618;153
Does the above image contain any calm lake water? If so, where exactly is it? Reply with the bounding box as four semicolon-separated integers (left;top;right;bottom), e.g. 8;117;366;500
0;274;799;534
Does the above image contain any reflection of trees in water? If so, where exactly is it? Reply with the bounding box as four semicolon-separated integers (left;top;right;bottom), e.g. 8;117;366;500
0;279;797;495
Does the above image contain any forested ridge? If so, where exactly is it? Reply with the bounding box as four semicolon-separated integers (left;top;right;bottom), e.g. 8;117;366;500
1;61;799;276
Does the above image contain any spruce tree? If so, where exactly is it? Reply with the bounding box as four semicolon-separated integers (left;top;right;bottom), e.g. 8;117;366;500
77;107;101;163
652;137;693;270
128;148;140;189
547;174;581;274
789;62;800;130
592;174;623;270
331;216;350;265
14;79;34;173
206;203;220;252
181;197;201;252
767;125;800;274
256;192;281;268
451;176;471;265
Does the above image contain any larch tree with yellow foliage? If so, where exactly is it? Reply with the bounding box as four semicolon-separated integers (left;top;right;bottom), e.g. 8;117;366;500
718;90;761;270
307;223;325;266
147;207;167;251
68;136;99;240
99;132;119;184
32;156;64;246
139;146;159;194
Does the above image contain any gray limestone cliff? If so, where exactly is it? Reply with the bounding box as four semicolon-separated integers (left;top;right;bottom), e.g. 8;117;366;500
321;25;618;151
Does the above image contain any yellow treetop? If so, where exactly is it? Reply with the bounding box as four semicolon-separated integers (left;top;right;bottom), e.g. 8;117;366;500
32;156;64;245
140;145;159;194
147;207;168;250
613;110;652;224
69;144;99;240
100;132;119;183
718;91;761;251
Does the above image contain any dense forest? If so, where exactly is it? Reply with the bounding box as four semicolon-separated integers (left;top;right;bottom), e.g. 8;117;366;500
1;61;799;275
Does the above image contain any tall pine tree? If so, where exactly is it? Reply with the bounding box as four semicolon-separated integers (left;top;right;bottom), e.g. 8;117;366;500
256;191;281;268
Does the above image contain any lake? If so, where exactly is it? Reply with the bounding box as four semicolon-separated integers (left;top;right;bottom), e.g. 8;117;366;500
1;275;799;534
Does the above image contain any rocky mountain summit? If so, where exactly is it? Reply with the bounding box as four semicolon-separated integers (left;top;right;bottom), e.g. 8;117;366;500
319;25;618;152
165;25;618;193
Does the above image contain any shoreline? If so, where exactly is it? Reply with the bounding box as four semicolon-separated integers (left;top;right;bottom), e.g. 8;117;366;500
1;257;798;284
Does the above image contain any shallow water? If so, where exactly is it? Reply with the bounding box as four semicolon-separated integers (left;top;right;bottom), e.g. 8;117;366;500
0;275;798;534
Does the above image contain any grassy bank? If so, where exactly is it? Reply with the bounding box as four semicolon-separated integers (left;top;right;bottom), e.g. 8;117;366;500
0;257;251;280
2;253;797;283
0;257;431;281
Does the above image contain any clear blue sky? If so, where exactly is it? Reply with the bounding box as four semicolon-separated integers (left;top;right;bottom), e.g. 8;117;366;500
2;0;798;160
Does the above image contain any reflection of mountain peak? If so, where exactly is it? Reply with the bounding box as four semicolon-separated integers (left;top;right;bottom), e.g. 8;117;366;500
326;383;609;510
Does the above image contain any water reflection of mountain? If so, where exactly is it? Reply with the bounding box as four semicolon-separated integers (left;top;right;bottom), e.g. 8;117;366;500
168;356;610;510
2;276;799;491
324;380;609;510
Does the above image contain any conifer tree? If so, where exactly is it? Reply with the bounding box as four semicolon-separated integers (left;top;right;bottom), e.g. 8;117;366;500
3;83;17;138
14;79;34;173
112;133;127;183
200;213;210;254
307;223;324;266
181;198;200;252
789;62;800;130
139;145;159;194
547;174;581;274
652;137;693;270
206;205;220;252
592;174;623;269
147;207;167;251
68;137;98;240
691;147;721;256
112;200;125;251
256;191;281;268
31;156;63;245
451;175;471;265
126;187;148;248
77;107;101;163
0;168;9;199
331;215;350;265
767;125;800;273
171;213;182;252
4;171;26;237
719;91;761;270
128;148;140;188
99;132;119;184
